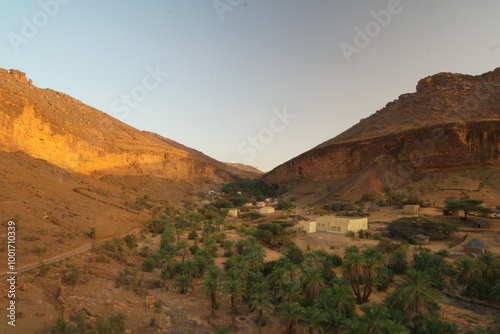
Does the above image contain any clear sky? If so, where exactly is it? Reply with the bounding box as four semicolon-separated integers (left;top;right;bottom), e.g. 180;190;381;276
1;0;499;172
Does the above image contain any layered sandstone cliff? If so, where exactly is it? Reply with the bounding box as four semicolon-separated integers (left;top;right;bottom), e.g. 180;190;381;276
0;69;260;182
263;68;500;186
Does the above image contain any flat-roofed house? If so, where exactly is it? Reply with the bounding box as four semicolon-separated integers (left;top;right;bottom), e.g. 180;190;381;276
259;207;275;215
315;216;368;234
228;208;239;217
403;205;420;215
302;221;316;233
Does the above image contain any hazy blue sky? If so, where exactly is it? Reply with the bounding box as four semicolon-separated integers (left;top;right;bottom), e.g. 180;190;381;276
1;0;499;171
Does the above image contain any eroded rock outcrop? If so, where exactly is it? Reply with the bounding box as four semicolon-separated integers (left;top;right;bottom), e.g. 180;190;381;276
264;69;500;187
0;68;260;182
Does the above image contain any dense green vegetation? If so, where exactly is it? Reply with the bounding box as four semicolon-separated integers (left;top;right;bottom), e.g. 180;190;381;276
49;201;500;333
385;217;458;242
221;179;285;201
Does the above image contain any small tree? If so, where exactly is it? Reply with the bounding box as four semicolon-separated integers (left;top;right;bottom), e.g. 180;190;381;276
89;227;96;240
141;258;156;272
277;198;296;211
444;199;493;220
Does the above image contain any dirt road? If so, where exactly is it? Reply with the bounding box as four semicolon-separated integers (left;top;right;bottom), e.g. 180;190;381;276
0;228;143;280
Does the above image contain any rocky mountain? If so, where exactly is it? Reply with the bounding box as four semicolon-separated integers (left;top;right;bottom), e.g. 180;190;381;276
0;68;263;260
0;68;261;183
263;68;500;204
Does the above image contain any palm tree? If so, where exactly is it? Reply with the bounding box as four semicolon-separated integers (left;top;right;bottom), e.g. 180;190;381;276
222;240;235;257
307;250;328;271
359;302;389;332
391;270;442;325
477;253;500;284
203;238;219;257
160;254;178;279
375;321;410;334
269;267;289;288
359;255;378;303
280;301;303;334
251;281;271;296
175;227;183;243
246;245;265;272
343;248;385;304
286;245;305;265
301;265;325;301
203;267;222;317
339;316;367;334
324;283;355;316
223;278;245;329
420;318;461;334
284;263;302;282
249;292;274;334
490;281;500;304
342;252;364;303
301;307;326;334
173;274;194;294
177;240;190;263
387;249;408;274
454;258;478;295
277;281;302;303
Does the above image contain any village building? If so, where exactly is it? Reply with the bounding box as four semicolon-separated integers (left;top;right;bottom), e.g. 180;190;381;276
315;216;368;234
463;238;488;254
227;208;239;218
367;203;381;212
243;202;254;208
443;209;465;217
410;234;430;245
301;221;317;233
256;201;267;208
259;207;275;215
403;204;420;215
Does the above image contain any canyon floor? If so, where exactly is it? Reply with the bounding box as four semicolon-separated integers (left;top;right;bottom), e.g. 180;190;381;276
1;206;499;333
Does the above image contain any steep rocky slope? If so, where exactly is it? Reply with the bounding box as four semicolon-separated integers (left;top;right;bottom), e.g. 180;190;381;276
0;68;260;182
263;68;500;203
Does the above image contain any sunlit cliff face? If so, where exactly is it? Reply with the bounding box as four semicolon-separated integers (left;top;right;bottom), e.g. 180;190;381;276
0;69;260;182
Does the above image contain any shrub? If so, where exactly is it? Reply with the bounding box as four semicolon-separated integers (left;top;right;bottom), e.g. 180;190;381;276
344;230;355;239
116;268;136;288
37;261;52;276
95;313;126;334
328;201;355;212
141;258;156;272
385;217;457;242
140;246;152;257
187;231;198;240
89;227;96;239
63;264;82;286
276;198;296;210
360;192;376;203
123;234;137;249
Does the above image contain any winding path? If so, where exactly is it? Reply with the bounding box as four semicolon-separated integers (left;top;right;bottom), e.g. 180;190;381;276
1;228;142;280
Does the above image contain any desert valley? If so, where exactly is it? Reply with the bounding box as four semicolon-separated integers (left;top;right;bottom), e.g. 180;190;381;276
1;66;500;334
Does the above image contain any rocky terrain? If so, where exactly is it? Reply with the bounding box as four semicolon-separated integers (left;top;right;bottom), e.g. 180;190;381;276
0;68;261;267
0;69;261;182
263;68;500;204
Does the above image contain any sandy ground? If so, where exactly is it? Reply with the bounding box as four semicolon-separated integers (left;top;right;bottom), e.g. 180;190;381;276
1;207;499;333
